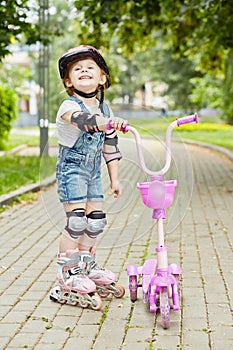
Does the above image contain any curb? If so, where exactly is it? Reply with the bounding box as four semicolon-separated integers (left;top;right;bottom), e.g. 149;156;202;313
0;174;56;206
0;144;28;157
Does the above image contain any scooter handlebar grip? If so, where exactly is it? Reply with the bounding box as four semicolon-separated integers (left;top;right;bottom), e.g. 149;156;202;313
176;112;198;127
107;120;129;132
106;120;113;130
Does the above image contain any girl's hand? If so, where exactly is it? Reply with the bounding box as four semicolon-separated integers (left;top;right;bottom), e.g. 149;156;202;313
108;117;128;131
109;181;123;198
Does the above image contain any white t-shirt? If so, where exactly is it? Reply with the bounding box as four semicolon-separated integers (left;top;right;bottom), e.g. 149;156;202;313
56;99;113;147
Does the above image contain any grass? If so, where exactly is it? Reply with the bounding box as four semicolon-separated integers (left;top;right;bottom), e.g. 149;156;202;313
5;126;58;150
0;126;57;199
0;192;40;213
0;154;56;195
128;115;233;151
4;131;40;150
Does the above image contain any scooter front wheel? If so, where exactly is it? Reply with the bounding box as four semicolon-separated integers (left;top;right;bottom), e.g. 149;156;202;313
160;287;170;329
174;274;181;297
129;275;138;302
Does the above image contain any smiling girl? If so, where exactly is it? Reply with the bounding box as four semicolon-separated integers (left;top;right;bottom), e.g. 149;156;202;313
49;45;127;308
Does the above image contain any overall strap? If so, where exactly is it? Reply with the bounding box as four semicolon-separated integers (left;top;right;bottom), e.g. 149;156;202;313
69;95;111;117
101;101;111;117
69;95;89;113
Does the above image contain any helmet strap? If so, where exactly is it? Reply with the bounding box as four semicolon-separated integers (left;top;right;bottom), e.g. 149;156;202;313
73;88;98;98
99;85;105;114
73;86;105;114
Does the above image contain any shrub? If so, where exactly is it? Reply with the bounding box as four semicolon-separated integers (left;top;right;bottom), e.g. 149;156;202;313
0;85;18;150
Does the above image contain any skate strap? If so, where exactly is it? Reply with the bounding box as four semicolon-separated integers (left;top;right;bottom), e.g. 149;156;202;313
57;250;81;264
78;252;105;273
68;266;83;276
79;252;94;263
86;260;105;273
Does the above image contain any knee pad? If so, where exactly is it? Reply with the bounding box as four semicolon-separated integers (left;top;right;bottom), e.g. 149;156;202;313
65;208;87;239
85;211;107;238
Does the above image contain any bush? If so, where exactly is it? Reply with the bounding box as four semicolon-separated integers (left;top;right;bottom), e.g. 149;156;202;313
0;85;18;150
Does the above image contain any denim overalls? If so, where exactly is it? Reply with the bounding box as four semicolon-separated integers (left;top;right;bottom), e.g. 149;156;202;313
56;96;110;203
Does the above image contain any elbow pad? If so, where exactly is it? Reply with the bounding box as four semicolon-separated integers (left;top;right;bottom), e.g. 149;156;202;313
103;130;122;163
104;130;119;146
71;111;100;133
102;149;122;163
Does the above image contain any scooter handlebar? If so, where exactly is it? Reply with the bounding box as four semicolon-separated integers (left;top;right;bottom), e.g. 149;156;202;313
107;112;198;176
107;112;198;132
176;112;198;127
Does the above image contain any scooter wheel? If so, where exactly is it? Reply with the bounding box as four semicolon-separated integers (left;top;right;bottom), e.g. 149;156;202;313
129;275;138;302
174;274;181;297
160;287;170;329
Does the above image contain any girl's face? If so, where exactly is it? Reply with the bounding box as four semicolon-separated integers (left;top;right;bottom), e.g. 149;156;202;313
64;58;106;92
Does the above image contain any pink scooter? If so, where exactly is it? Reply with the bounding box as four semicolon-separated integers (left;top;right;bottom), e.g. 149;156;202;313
116;113;198;329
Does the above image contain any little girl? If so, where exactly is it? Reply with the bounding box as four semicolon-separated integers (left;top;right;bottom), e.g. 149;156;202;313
49;45;127;309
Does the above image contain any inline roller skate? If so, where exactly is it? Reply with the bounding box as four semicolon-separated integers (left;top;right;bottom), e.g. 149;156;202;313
80;251;125;299
49;249;102;310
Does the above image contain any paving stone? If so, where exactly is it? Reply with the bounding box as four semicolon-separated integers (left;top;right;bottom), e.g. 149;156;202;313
0;141;232;350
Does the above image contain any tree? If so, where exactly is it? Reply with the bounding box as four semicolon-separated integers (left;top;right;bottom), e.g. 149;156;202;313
0;0;38;59
0;0;68;126
0;85;18;149
74;0;162;56
74;0;233;67
0;0;62;60
73;0;233;122
44;0;83;121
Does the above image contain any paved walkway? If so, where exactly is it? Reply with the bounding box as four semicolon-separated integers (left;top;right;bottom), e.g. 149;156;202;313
0;137;232;350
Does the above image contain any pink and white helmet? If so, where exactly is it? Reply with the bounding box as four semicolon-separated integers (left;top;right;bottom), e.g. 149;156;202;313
58;45;111;88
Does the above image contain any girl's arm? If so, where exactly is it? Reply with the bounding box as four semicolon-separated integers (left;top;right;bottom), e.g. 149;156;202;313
102;130;123;198
106;159;123;198
61;110;127;132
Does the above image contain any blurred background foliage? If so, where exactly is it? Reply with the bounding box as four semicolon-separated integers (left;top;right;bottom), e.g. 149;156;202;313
0;0;233;197
0;0;233;145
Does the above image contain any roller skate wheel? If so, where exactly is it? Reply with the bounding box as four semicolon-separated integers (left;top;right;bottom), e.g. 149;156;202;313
113;284;125;298
79;296;90;308
49;295;57;303
68;293;78;306
49;286;66;304
90;293;102;310
97;288;110;298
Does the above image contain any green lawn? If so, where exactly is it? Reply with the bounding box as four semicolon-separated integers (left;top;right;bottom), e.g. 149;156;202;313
5;127;58;150
0;154;56;195
5;131;40;150
128;116;233;151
